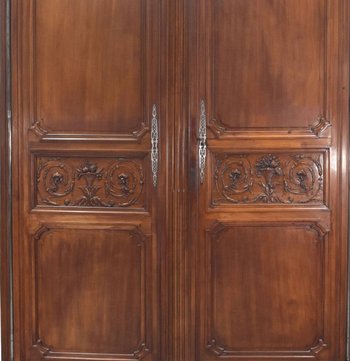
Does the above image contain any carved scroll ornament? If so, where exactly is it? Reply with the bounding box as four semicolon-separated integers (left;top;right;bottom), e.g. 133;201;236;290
213;153;324;205
36;157;145;208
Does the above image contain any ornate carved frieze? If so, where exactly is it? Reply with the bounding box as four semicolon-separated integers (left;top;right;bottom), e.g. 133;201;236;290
35;156;146;208
212;152;324;205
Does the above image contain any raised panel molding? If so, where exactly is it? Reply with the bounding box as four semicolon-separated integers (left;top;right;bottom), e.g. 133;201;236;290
30;224;151;361
29;119;150;142
207;115;331;139
205;0;329;138
35;156;147;210
207;220;328;244
206;337;327;358
205;221;328;358
28;0;154;142
211;152;325;206
31;339;150;361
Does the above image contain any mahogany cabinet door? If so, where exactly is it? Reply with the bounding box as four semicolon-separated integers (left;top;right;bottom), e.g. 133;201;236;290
187;1;349;360
11;1;171;361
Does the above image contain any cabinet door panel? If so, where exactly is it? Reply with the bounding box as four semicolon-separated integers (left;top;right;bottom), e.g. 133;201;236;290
27;0;160;141
205;223;325;356
188;0;349;360
200;0;332;138
12;0;169;360
212;0;326;131
33;226;151;358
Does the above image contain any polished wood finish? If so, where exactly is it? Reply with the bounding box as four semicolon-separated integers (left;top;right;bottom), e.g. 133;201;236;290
205;222;326;355
0;0;12;360
34;156;148;209
210;0;326;132
188;0;349;360
32;225;152;358
4;0;350;361
11;0;171;360
210;152;326;206
35;0;145;136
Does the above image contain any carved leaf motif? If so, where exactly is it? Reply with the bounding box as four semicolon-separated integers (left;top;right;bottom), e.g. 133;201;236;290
105;160;145;207
213;153;324;205
214;156;253;204
36;157;145;208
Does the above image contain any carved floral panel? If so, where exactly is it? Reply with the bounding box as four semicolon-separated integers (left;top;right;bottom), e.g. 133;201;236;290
211;152;325;206
35;156;146;209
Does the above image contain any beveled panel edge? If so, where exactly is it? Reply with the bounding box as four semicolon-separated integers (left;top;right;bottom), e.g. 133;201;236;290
207;117;332;140
29;122;150;143
30;339;150;361
206;338;327;358
206;220;329;241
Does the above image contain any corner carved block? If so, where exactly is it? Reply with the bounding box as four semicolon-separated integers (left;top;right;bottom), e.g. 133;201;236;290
35;156;146;209
311;116;331;137
212;152;325;206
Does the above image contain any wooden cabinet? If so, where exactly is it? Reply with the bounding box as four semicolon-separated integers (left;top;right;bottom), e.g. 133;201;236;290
1;0;348;361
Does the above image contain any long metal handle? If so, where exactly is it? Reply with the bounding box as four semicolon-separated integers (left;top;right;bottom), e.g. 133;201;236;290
198;99;207;184
151;104;159;187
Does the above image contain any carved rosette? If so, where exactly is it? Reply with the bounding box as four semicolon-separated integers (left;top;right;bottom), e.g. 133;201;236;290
36;157;145;208
214;156;253;203
37;160;75;205
105;160;144;207
212;153;324;205
283;155;323;203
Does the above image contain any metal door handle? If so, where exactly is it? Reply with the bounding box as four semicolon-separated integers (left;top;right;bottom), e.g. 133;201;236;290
151;104;159;187
198;99;207;184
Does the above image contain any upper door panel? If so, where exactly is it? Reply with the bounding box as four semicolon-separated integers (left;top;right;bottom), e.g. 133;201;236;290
200;0;331;138
27;0;160;141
